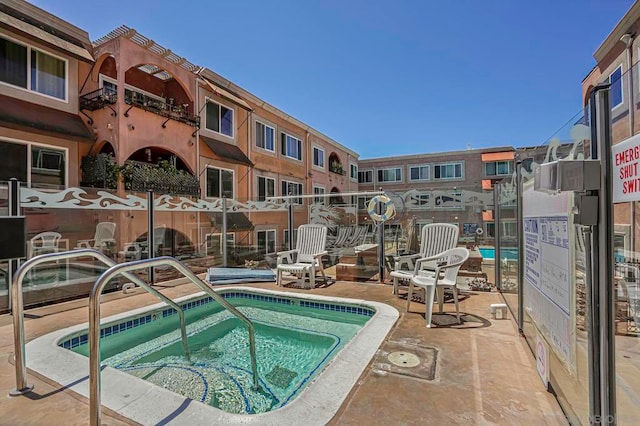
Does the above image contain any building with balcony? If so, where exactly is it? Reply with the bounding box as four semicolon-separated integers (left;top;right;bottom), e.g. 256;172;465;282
357;146;515;241
0;0;95;190
581;1;640;260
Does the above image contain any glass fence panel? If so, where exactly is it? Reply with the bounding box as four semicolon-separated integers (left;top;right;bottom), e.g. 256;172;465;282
0;181;9;312
514;109;590;423
13;185;148;310
612;61;640;424
497;180;518;321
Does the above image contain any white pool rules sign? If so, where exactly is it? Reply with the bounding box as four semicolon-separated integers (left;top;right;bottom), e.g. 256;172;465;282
613;133;640;203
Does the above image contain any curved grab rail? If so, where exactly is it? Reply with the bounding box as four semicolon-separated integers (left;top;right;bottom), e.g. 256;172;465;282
89;256;260;426
10;249;191;396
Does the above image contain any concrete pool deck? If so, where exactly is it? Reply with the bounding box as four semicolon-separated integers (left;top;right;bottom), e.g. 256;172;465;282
0;280;566;425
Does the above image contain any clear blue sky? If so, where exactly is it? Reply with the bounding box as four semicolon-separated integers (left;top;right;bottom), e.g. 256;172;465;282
31;0;634;158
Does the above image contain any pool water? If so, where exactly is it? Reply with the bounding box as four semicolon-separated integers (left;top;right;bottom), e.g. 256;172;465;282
479;247;518;261
69;294;370;414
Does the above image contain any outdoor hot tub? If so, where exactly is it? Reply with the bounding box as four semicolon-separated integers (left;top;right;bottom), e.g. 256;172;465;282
25;287;398;425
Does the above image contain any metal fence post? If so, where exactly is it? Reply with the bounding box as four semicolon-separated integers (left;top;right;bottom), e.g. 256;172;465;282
494;183;501;290
288;192;294;250
147;190;154;284
8;178;20;312
222;196;228;267
378;189;385;283
516;161;524;333
592;83;616;424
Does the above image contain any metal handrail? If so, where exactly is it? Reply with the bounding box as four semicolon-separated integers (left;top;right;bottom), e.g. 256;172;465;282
89;256;260;426
10;249;191;396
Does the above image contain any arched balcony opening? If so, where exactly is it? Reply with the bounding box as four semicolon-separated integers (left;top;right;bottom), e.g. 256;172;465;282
120;63;198;127
328;153;345;175
122;147;200;196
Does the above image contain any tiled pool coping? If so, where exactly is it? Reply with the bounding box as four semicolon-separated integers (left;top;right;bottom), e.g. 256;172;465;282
26;287;398;425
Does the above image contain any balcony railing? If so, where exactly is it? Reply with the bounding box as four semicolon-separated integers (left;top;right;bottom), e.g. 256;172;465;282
329;166;346;176
80;88;117;111
124;89;200;128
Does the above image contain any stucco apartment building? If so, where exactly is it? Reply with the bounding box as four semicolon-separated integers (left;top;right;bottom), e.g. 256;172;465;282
357;147;515;241
0;0;359;257
1;0;519;259
581;0;640;259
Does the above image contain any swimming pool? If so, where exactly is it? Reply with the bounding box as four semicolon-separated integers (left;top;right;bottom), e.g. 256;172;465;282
479;247;518;261
26;287;398;425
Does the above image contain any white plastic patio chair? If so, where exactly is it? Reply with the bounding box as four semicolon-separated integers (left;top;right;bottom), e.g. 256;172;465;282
390;223;459;295
407;247;470;327
29;231;62;258
276;224;328;289
75;222;116;251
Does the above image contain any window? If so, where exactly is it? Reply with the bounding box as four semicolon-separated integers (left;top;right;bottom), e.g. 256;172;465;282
350;163;358;180
257;176;275;202
256;121;274;151
502;221;517;239
281;133;302;160
204;233;235;255
377;167;402;183
0;36;66;100
205;167;234;198
313;186;325;205
282;180;303;204
257;229;276;254
485;223;495;238
0;140;66;187
358;170;373;183
283;229;298;250
434;162;463;179
205;101;234;137
485;161;511;176
609;65;623;109
357;196;370;210
409;165;430;181
313;146;325;168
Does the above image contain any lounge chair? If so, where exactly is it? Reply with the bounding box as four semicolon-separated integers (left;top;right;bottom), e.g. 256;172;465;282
407;247;470;327
390;223;459;295
276;224;328;289
29;231;62;258
75;222;116;252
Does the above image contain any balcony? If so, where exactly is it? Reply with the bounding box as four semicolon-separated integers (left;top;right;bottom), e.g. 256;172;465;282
80;88;117;111
329;162;346;176
124;89;200;128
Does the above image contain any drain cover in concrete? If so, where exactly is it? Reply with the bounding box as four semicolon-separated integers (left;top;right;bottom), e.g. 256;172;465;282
373;341;437;380
388;351;420;367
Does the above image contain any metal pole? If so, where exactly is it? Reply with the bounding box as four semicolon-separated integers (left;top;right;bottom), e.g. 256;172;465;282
516;160;524;333
593;84;616;424
583;226;600;421
378;189;385;283
8;178;20;313
588;86;603;423
147;190;154;284
494;183;501;290
89;257;261;426
288;192;294;250
222;197;228;267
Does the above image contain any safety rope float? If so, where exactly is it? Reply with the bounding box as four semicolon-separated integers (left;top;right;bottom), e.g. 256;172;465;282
367;195;396;223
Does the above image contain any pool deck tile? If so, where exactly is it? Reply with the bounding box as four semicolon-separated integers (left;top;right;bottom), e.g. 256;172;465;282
0;280;566;425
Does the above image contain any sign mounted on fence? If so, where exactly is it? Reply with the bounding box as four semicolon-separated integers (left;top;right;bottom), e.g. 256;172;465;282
612;133;640;203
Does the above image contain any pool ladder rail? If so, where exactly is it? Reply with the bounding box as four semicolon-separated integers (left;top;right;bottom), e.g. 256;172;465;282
11;249;190;396
9;250;261;426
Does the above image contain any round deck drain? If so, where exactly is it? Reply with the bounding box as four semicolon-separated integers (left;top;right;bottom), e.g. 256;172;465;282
388;351;420;368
